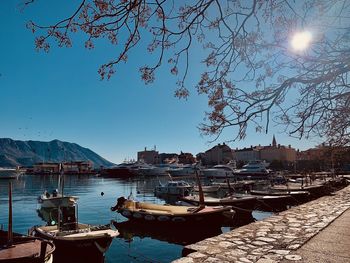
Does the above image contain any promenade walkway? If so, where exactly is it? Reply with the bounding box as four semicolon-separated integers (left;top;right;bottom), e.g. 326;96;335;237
173;184;350;263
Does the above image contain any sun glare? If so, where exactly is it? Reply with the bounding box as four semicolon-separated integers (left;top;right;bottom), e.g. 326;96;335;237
291;31;312;51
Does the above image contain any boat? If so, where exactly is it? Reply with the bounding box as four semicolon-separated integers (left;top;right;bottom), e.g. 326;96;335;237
193;185;221;194
167;165;196;177
111;166;235;226
138;163;180;177
249;189;310;204
30;200;119;261
234;160;270;179
180;194;256;221
154;180;193;196
38;164;78;208
100;162;138;177
270;182;330;198
38;193;79;209
0;182;55;263
201;164;236;179
181;194;256;209
254;194;293;212
111;197;233;226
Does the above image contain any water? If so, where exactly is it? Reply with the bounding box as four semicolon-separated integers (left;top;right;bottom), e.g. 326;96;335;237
0;174;272;262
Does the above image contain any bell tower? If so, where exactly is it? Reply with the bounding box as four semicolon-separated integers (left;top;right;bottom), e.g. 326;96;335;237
272;135;277;147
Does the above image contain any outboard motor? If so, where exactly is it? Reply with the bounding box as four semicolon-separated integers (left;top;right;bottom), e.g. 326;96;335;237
111;196;126;211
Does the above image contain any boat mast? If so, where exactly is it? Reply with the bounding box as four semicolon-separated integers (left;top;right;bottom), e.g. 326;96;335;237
194;165;205;209
7;182;13;247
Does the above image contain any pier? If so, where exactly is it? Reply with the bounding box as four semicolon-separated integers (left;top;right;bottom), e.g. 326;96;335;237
174;184;350;263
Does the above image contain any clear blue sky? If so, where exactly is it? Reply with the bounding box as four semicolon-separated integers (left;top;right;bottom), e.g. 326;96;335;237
0;1;321;164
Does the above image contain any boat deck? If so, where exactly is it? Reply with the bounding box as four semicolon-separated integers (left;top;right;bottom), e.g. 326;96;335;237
0;239;54;260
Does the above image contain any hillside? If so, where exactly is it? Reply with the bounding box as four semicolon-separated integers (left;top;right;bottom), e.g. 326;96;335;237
0;138;115;168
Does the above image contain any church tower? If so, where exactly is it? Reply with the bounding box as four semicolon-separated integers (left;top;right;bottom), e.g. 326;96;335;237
272;135;277;147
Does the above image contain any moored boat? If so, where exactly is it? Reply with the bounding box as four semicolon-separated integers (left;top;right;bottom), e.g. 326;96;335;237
154;180;193;196
38;164;78;208
1;182;55;263
111;197;234;226
233;160;270;179
167;165;196;177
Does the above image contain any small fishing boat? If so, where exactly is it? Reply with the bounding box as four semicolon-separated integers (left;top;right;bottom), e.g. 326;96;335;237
250;189;310;204
111;197;233;226
181;195;257;211
154;180;193;196
38;192;79;208
0;182;55;263
31;192;118;260
254;194;293;212
111;166;235;226
38;164;78;208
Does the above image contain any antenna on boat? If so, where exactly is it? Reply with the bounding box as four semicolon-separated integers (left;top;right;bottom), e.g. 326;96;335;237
225;172;234;195
7;182;13;247
59;163;64;196
194;163;205;209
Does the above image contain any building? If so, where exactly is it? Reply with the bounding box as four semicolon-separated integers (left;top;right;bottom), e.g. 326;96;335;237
199;143;234;165
235;147;261;162
32;161;93;174
259;135;296;163
137;147;159;164
33;162;60;174
63;161;93;174
178;152;195;164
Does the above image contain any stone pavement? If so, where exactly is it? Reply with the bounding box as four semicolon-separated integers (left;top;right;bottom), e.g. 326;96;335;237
173;185;350;263
281;208;350;263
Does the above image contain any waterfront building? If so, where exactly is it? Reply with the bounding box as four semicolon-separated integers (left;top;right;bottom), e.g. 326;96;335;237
199;143;234;165
33;162;60;174
32;161;93;174
259;136;296;162
137;147;159;164
63;161;93;174
235;147;261;162
178;152;195;164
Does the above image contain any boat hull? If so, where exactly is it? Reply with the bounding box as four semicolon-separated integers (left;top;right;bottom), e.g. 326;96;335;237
38;195;79;208
117;206;232;226
29;225;117;262
112;199;234;226
100;168;135;178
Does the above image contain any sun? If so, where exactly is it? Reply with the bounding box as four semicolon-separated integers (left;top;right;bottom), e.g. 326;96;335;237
291;31;312;51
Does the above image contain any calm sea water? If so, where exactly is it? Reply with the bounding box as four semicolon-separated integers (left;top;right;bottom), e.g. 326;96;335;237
0;174;271;263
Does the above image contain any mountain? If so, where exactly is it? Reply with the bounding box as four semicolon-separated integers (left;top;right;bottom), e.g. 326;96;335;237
0;138;115;168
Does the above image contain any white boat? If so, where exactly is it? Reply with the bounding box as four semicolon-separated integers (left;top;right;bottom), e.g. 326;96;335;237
201;165;236;178
234;160;270;177
38;164;78;208
38;192;79;208
30;200;118;259
139;164;180;176
167;165;196;177
154;180;193;196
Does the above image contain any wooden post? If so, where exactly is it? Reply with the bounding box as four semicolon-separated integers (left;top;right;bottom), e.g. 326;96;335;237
7;182;13;247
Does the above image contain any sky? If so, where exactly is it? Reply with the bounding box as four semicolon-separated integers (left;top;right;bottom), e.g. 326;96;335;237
0;1;323;164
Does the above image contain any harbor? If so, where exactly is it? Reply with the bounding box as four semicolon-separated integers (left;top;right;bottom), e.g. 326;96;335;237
0;167;348;262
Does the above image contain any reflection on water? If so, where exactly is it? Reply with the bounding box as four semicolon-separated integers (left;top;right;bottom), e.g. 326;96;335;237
0;175;272;262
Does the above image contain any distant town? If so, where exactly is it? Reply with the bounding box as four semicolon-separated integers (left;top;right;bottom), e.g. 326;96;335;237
24;135;350;175
136;135;350;172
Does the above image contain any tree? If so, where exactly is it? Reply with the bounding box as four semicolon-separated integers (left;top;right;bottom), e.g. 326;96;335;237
26;0;350;143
